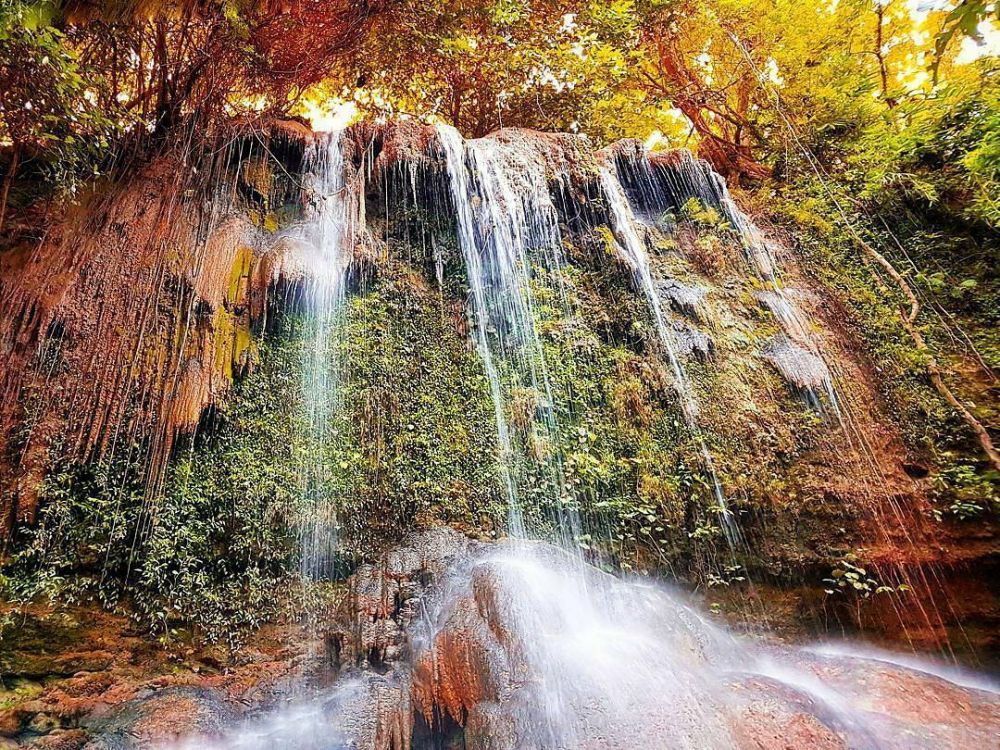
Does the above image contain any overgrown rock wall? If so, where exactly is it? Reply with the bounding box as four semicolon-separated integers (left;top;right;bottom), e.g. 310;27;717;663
0;119;995;652
0;122;310;537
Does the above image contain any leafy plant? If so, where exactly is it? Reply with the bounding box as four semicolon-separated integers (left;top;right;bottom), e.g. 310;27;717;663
931;460;999;520
824;553;910;598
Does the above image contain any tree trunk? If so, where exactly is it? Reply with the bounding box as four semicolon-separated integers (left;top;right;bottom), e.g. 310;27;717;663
874;2;897;108
654;38;771;184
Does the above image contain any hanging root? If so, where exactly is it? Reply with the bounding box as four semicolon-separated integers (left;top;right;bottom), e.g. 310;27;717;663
904;318;1000;471
858;238;1000;472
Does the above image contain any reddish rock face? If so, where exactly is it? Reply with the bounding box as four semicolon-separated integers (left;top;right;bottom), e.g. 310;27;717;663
2;119;994;637
2;118;998;749
0;128;304;535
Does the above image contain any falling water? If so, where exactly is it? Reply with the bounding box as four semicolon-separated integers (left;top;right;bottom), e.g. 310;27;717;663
607;146;963;645
293;131;354;579
412;537;1000;749
436;125;578;544
164;127;1000;750
616;148;839;411
617;142;968;628
600;166;743;548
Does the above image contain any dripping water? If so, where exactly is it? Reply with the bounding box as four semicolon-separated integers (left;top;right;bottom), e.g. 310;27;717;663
612;145;961;648
294;131;354;580
436;125;579;546
166;127;1000;750
616;148;839;411
600;166;743;549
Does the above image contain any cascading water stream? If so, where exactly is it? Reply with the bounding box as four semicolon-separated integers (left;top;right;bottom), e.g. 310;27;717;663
166;126;1000;750
178;533;1000;750
605;147;963;647
616;148;839;410
600;166;743;548
436;125;579;545
294;131;354;580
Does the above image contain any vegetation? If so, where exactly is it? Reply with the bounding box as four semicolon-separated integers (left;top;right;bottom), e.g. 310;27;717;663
0;0;385;229
2;328;315;646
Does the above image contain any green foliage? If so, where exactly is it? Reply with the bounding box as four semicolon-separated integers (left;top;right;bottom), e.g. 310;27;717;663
527;259;737;567
768;79;1000;461
1;458;145;608
1;330;317;646
823;553;909;598
706;564;746;588
0;258;508;644
933;0;1000;78
680;197;726;229
319;0;645;138
337;262;506;541
0;2;120;194
135;330;320;645
843;63;1000;230
931;458;1000;520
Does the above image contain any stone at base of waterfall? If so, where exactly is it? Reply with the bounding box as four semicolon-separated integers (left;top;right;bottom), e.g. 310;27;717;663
153;529;1000;750
763;336;831;391
409;541;743;748
657;279;708;319
332;527;474;673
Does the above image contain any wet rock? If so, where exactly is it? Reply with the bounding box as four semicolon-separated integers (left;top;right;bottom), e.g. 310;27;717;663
26;712;61;734
725;675;848;750
0;709;22;738
80;687;235;750
156;532;1000;750
787;650;1000;747
26;728;89;749
332;527;474;675
5;653;115;681
762;336;831;392
756;289;816;344
405;541;739;748
672;319;714;360
658;278;708;319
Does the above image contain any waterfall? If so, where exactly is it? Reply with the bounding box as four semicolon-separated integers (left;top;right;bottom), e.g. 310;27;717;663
615;148;838;411
163;126;1000;750
600;166;743;548
436;125;579;545
599;168;700;422
295;131;354;579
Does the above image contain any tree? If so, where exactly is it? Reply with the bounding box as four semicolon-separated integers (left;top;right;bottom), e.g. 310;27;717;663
331;0;632;137
0;0;391;231
0;3;116;229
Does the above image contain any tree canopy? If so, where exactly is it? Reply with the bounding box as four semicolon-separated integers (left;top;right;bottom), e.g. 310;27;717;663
1;0;998;224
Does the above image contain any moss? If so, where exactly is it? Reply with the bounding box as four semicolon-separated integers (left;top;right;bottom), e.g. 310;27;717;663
0;680;44;709
680;197;726;228
211;305;254;383
774;176;999;465
336;256;506;545
226;246;253;305
17;151;992;645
